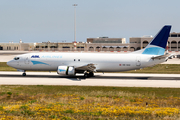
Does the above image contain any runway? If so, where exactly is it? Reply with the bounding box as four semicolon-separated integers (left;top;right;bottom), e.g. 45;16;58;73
0;71;180;88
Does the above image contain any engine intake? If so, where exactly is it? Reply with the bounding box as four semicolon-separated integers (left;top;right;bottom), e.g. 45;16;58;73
57;66;75;76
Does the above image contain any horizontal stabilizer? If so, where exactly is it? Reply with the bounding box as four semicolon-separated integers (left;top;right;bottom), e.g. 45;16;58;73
151;54;173;60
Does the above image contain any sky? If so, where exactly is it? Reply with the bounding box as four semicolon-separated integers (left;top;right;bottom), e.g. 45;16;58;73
0;0;180;43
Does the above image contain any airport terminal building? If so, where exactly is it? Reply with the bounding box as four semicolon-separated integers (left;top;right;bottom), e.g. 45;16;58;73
1;32;180;52
130;32;180;51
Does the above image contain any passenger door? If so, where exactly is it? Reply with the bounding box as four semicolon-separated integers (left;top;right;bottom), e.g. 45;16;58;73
24;56;30;64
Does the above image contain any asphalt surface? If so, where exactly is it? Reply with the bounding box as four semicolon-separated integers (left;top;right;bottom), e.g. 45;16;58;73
0;72;180;88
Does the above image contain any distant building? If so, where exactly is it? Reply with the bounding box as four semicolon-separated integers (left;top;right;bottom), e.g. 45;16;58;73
129;36;153;51
0;43;35;51
130;32;180;51
87;37;126;43
0;40;36;51
86;37;130;51
1;32;180;52
34;42;85;51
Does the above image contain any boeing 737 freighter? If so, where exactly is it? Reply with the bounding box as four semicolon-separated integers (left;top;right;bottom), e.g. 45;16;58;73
7;25;172;77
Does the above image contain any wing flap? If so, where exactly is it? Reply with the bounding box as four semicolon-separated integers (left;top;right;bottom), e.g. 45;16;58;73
75;64;96;72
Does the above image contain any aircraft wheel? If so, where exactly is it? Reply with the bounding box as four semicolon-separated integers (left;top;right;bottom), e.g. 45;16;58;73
22;73;26;76
84;73;89;78
89;72;94;77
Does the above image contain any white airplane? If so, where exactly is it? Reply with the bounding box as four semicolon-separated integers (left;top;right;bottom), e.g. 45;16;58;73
7;25;172;77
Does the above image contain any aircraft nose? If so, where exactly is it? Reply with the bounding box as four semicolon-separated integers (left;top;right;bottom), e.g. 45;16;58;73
7;60;13;67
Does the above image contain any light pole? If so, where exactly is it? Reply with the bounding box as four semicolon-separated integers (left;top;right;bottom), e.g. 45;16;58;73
73;4;77;51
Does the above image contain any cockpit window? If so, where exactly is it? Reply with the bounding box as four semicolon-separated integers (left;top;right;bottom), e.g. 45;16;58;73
14;57;20;60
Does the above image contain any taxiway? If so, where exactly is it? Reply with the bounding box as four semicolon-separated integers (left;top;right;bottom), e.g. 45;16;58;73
0;72;180;88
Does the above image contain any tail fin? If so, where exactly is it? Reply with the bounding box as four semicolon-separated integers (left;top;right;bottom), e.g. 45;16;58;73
131;25;171;55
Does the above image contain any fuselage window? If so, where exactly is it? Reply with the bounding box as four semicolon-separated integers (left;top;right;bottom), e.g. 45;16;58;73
74;59;76;61
78;59;80;61
14;57;20;60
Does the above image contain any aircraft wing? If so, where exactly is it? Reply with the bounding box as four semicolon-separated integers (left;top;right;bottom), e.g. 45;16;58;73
75;64;96;72
151;54;174;60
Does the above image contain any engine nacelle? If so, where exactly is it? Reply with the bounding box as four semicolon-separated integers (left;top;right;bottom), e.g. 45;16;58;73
57;66;75;76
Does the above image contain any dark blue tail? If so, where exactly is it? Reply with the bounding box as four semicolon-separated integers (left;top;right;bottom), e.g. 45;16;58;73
149;25;171;49
141;25;171;55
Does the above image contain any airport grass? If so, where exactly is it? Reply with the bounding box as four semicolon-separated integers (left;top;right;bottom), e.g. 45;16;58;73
0;62;16;71
0;85;180;119
1;62;180;74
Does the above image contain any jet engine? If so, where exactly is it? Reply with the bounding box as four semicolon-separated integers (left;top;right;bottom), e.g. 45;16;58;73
57;66;75;76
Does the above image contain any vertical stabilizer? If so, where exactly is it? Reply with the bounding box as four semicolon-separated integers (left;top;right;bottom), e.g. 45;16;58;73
131;25;171;55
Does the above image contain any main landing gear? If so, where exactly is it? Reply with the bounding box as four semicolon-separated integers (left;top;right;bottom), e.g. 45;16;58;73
22;70;26;76
84;72;94;78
